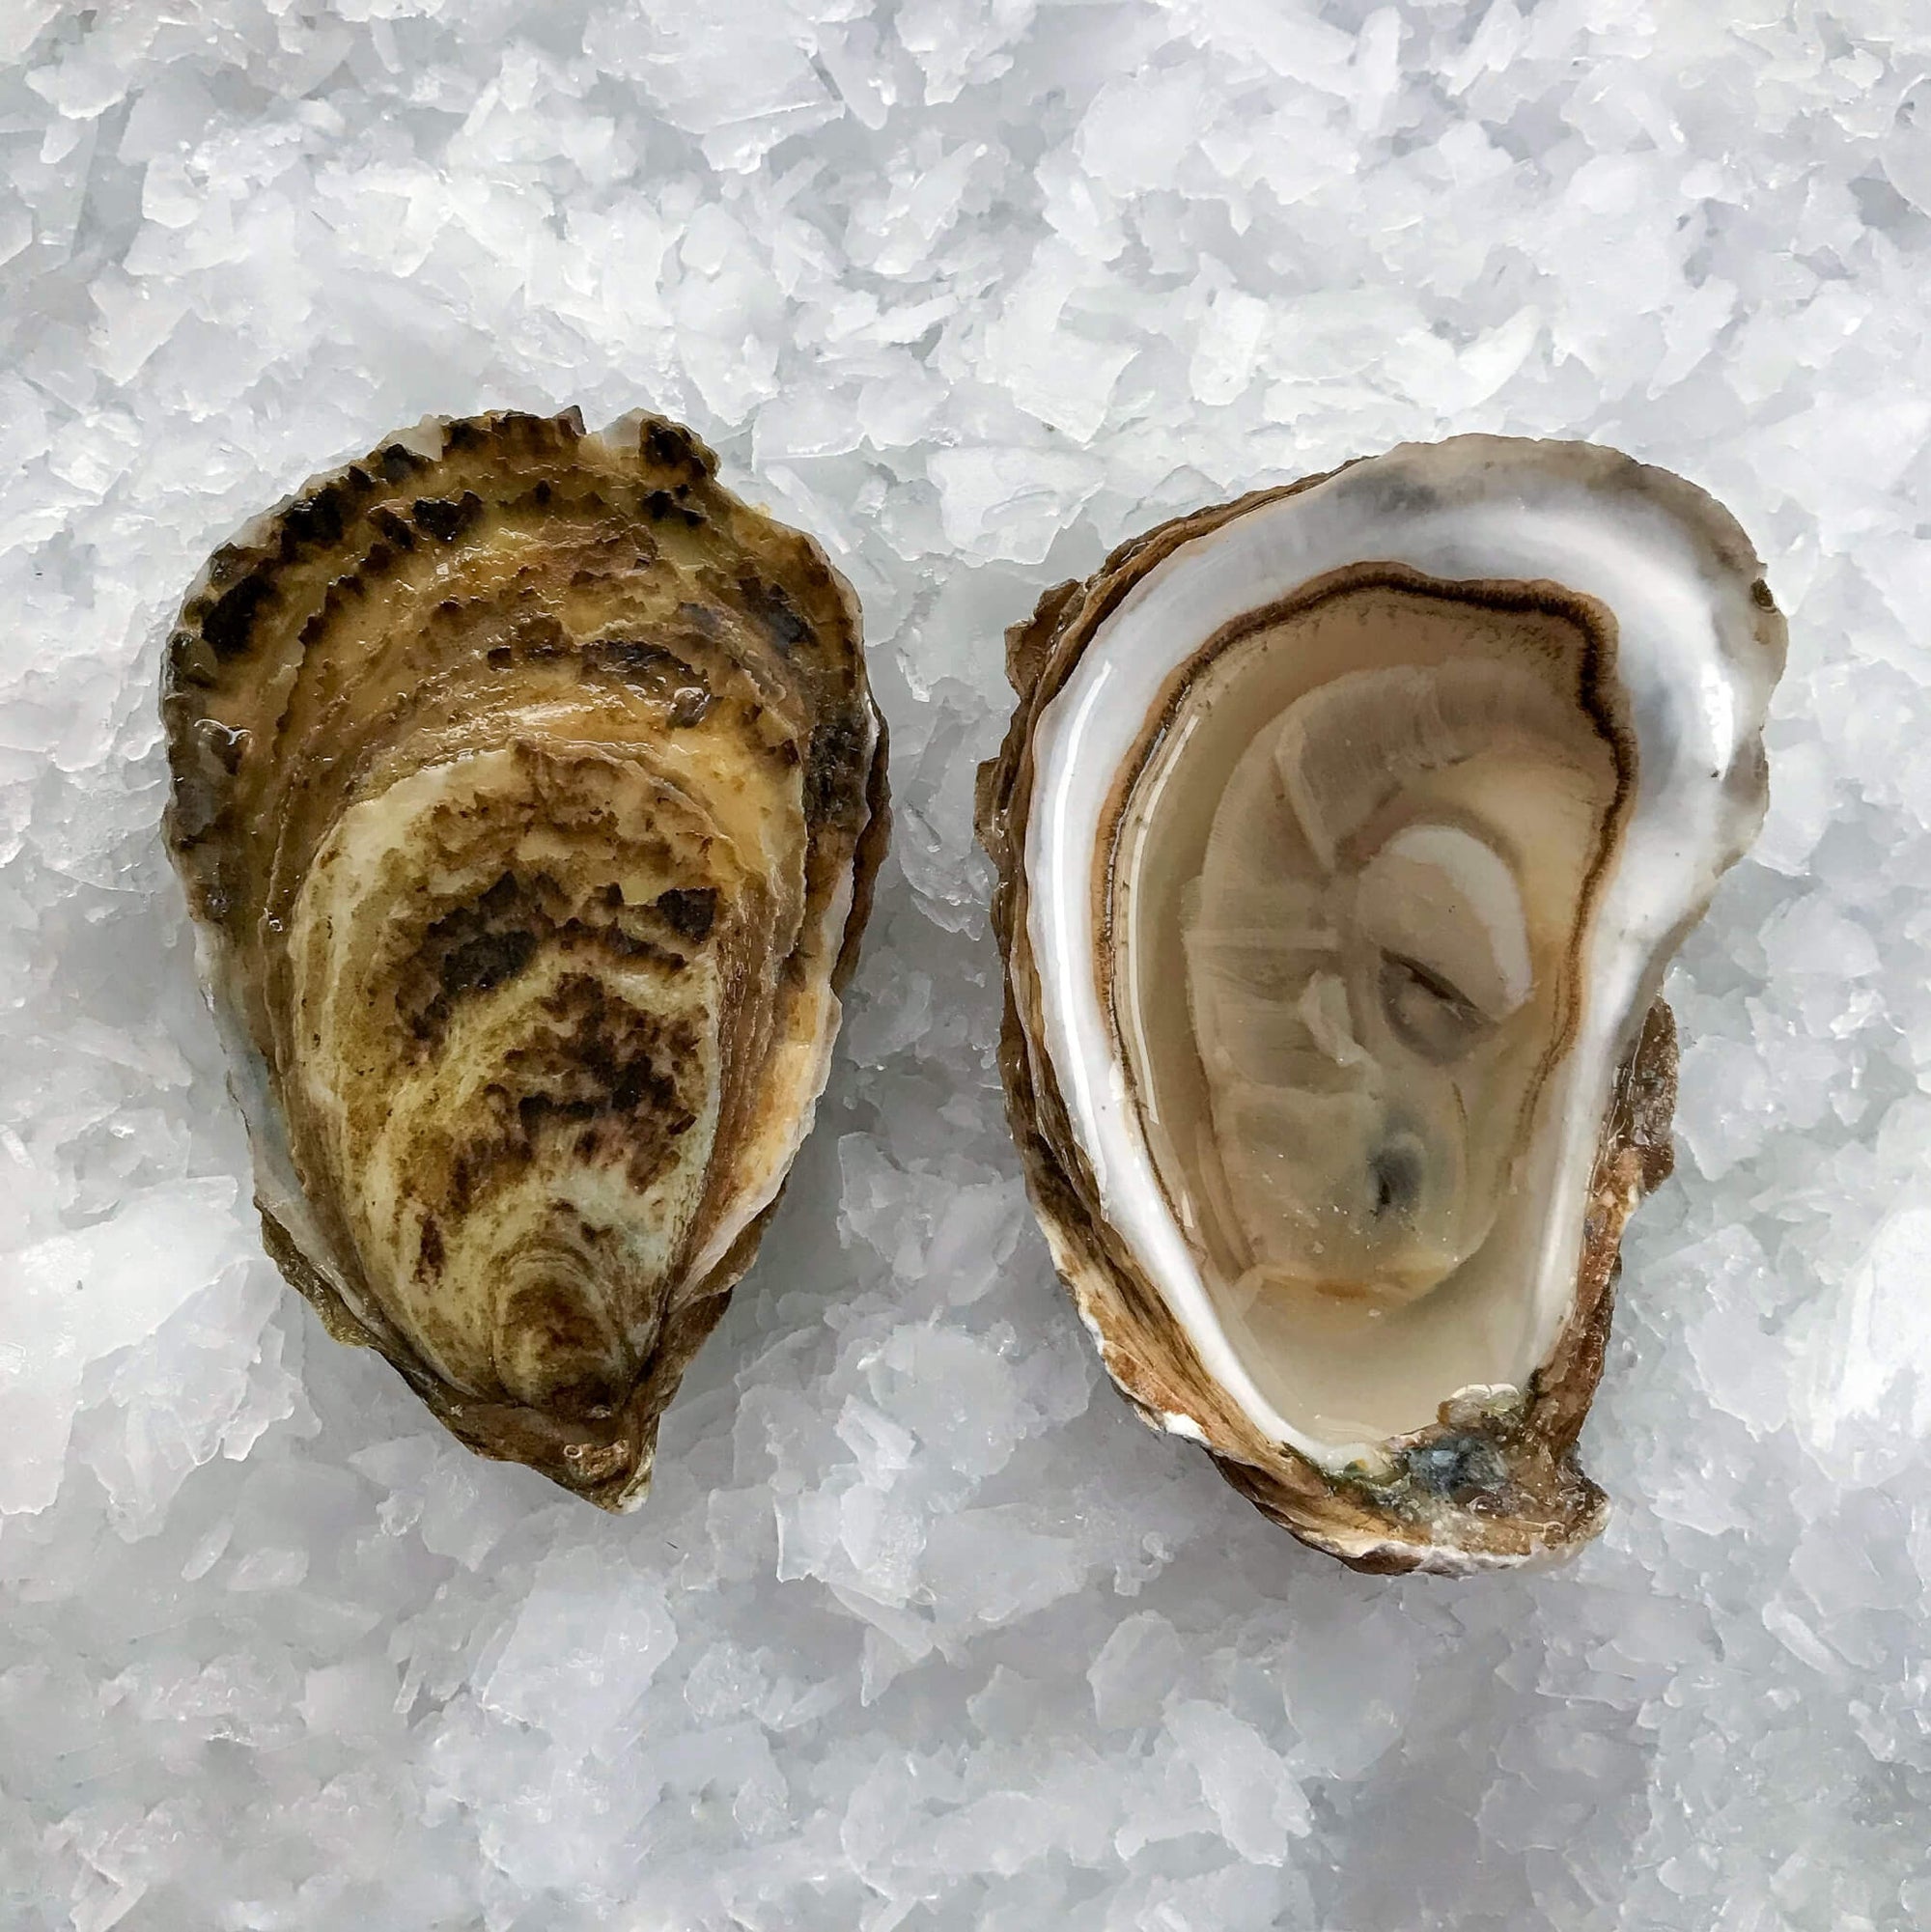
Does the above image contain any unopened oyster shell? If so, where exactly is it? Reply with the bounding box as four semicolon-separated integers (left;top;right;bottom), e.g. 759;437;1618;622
978;436;1784;1573
164;408;887;1508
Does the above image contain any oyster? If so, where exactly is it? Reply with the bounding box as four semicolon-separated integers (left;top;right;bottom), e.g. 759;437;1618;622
163;408;887;1508
978;436;1784;1573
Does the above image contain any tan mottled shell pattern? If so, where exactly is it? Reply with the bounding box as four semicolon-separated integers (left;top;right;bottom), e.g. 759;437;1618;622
163;409;887;1509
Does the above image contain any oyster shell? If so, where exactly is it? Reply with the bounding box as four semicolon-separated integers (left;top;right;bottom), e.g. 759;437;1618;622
978;436;1784;1573
163;408;887;1508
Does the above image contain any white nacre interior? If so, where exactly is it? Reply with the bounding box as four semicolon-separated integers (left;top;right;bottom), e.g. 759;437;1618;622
1023;440;1776;1468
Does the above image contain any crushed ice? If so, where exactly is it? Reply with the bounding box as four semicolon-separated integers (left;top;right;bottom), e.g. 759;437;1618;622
2;1;1927;1926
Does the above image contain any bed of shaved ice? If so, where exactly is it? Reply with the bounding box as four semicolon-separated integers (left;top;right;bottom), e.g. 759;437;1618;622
2;3;1927;1927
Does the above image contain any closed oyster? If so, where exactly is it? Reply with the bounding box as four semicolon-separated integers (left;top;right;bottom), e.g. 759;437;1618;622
164;408;886;1508
978;436;1784;1573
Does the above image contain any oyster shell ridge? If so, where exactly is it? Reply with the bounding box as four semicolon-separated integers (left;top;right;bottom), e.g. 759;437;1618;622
164;406;889;1510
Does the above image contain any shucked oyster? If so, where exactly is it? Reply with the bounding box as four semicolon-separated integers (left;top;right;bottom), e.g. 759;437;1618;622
164;409;886;1508
979;437;1784;1573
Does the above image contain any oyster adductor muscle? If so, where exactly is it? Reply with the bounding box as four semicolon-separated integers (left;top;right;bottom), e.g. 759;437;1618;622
978;436;1784;1574
164;408;887;1508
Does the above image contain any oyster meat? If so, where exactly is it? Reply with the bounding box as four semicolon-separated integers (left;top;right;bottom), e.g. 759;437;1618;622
978;436;1784;1573
164;408;887;1508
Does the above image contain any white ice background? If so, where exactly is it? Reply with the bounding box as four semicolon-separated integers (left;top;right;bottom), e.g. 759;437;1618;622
1;2;1927;1927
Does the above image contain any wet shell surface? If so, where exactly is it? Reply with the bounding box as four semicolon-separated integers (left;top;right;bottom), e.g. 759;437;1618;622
978;436;1785;1574
163;408;887;1509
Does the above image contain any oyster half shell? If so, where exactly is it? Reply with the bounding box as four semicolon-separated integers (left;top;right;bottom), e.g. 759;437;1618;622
978;436;1784;1574
164;409;887;1509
